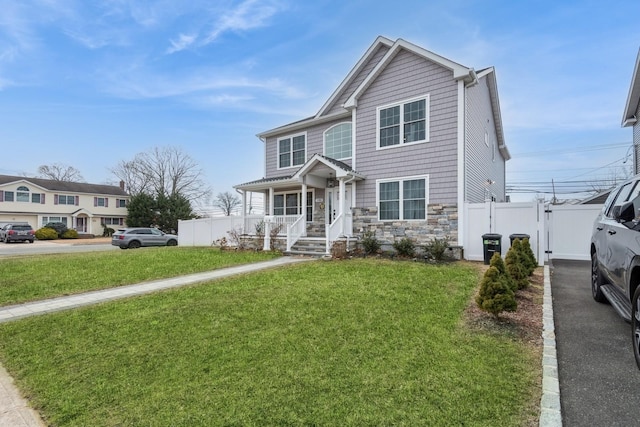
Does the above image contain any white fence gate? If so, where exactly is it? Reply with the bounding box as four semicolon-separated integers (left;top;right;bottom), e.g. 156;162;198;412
463;201;603;264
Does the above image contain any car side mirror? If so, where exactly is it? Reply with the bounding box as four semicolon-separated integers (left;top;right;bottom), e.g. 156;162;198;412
615;200;636;223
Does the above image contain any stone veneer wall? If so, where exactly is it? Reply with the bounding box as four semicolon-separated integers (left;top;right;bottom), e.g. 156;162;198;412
352;203;460;256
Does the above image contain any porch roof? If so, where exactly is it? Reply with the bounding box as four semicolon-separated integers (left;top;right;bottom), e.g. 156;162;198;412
234;154;364;192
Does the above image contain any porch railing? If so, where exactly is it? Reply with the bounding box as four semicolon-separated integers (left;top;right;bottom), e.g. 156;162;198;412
325;213;344;254
286;214;306;252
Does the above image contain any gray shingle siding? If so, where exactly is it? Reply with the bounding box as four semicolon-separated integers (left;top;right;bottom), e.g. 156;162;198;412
264;118;353;179
353;48;459;208
464;75;506;202
324;45;390;116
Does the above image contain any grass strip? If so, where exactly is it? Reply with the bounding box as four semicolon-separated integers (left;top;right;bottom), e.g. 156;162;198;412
0;259;538;426
0;247;279;306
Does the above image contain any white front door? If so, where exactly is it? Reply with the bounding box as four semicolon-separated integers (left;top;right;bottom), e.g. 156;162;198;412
327;185;352;224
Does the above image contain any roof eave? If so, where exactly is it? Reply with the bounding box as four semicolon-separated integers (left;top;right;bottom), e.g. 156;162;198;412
622;48;640;127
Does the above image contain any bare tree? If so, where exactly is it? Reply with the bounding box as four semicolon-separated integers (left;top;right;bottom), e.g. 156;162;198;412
214;191;241;216
110;146;211;204
37;164;84;182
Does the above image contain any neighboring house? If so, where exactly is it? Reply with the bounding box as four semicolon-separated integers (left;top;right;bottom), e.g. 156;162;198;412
623;47;640;175
0;174;129;236
234;36;510;253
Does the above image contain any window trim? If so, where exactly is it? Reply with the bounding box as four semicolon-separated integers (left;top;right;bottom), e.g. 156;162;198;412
376;175;429;221
16;186;30;203
272;189;314;222
323;122;353;160
277;132;307;170
376;94;430;150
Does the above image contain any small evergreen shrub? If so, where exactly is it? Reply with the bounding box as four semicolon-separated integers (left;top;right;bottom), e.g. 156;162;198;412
476;266;517;319
424;237;450;262
521;238;537;276
489;252;516;291
35;227;58;240
61;229;79;239
505;239;528;290
360;230;381;255
44;222;68;238
102;226;115;237
393;237;416;257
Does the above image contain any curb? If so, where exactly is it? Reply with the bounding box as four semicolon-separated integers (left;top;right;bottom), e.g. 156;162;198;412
539;264;562;426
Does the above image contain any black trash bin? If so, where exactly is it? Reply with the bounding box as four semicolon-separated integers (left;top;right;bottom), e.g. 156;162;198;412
509;233;530;245
482;233;502;265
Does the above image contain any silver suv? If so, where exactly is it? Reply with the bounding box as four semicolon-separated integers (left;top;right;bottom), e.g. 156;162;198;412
590;175;640;368
0;223;35;243
112;228;178;249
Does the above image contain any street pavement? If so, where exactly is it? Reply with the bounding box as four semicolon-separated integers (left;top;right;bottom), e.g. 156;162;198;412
551;259;640;426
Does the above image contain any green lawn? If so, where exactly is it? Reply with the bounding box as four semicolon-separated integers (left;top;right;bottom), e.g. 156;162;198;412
0;247;280;306
0;259;539;426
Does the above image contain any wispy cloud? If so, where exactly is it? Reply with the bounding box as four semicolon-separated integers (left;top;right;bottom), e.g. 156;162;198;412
166;33;197;54
203;0;280;44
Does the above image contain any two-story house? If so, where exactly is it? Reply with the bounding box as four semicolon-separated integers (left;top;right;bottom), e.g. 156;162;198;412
234;36;510;254
0;174;129;236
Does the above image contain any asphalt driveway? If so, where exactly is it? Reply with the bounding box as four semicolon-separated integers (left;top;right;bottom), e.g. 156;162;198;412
551;259;640;426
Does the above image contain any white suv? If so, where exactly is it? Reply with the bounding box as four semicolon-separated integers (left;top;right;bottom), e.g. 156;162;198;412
590;175;640;368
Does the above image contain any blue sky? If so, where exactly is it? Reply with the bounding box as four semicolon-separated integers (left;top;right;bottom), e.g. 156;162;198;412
1;0;639;204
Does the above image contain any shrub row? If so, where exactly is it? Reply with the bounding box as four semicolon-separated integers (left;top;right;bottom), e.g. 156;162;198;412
476;238;537;318
360;232;451;262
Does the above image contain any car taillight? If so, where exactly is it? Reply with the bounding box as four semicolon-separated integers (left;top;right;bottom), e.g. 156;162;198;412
118;235;124;240
29;230;34;235
8;230;14;235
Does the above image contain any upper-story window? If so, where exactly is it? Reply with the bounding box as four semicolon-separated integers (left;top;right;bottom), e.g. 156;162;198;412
3;191;14;202
116;199;127;208
94;197;108;207
377;95;430;149
16;186;30;202
56;195;77;205
324;123;352;160
278;133;306;169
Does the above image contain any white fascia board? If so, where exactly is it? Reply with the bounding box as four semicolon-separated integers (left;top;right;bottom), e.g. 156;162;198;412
483;68;510;161
316;36;394;118
344;38;474;109
622;48;640;127
256;110;351;139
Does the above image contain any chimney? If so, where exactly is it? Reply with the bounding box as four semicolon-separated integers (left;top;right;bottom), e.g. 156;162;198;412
119;180;125;190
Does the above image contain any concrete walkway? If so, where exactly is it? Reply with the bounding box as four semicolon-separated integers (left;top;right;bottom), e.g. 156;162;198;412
0;256;312;426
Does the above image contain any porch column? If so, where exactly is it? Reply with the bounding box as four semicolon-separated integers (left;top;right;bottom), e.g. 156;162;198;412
339;178;346;236
301;180;307;237
269;187;274;215
239;190;246;233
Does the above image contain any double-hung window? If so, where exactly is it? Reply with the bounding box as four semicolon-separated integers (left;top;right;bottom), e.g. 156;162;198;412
377;176;428;221
278;133;306;169
16;186;30;202
272;191;313;221
377;95;429;149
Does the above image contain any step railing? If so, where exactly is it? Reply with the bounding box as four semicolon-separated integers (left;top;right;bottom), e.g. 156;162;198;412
325;213;344;254
286;214;306;252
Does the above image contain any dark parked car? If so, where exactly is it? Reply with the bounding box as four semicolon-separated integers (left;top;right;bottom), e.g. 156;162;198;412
0;223;35;243
112;227;178;249
591;175;640;368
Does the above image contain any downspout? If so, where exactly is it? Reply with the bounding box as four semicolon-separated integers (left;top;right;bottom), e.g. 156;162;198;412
464;69;478;88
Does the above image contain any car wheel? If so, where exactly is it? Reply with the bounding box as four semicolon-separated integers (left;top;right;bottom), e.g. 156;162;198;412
632;286;640;369
591;251;607;303
119;246;128;250
167;239;177;246
128;240;141;249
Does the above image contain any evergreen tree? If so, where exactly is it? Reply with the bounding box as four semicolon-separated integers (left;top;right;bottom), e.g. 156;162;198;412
489;252;516;291
125;193;157;227
521;238;537;276
476;266;517;319
505;239;529;290
156;193;196;233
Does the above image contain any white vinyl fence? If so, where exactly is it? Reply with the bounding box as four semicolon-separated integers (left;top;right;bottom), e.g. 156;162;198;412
464;201;603;263
179;202;604;262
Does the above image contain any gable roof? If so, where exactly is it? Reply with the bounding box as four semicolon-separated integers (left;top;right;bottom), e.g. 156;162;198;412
343;38;475;109
292;154;364;180
623;47;640;127
0;174;129;196
477;67;510;160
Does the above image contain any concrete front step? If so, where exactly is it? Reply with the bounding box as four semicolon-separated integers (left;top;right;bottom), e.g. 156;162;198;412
288;237;327;256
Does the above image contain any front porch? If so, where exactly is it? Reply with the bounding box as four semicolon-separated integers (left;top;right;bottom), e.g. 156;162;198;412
234;154;364;254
